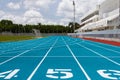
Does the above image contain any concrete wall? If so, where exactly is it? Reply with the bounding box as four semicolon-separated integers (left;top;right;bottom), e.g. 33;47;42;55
0;32;35;36
0;32;67;37
108;17;119;28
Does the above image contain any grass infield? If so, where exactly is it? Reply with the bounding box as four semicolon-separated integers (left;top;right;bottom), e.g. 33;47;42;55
0;35;35;42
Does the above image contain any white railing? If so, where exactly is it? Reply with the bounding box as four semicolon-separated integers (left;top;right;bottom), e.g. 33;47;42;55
81;15;99;25
78;13;119;31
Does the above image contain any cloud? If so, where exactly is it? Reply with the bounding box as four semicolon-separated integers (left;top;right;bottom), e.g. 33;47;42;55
60;18;72;25
23;0;56;9
7;2;20;10
0;0;105;25
57;0;105;23
57;0;73;18
45;21;58;25
0;10;5;17
0;14;26;24
24;9;42;18
24;9;45;24
0;9;45;25
26;18;45;25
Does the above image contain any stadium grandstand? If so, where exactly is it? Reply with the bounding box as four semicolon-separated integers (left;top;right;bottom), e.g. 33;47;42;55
74;0;120;42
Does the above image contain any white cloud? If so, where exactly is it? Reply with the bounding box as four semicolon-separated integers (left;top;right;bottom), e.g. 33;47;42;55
23;0;56;9
45;21;57;25
26;18;45;25
1;14;26;24
60;18;71;24
7;2;20;10
57;0;73;18
0;10;5;17
60;18;72;25
57;0;105;24
24;9;42;18
0;9;45;25
0;0;105;25
24;9;45;24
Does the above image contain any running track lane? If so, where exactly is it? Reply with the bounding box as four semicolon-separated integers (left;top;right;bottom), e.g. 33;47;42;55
0;36;120;80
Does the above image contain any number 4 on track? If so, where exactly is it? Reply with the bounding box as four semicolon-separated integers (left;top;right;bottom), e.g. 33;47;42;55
0;69;20;79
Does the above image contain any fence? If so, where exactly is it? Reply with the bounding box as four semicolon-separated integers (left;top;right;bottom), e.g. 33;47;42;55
68;29;120;42
0;32;67;37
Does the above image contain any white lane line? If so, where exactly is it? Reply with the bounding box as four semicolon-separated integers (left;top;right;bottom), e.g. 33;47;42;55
0;50;25;56
0;50;30;65
84;39;120;48
84;42;120;54
66;45;91;80
0;37;55;65
64;37;82;44
1;41;36;53
1;56;120;58
62;37;91;80
0;38;55;56
27;37;58;80
1;37;53;53
77;43;120;66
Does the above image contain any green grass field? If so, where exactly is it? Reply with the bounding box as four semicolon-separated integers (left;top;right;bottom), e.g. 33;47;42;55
0;35;35;42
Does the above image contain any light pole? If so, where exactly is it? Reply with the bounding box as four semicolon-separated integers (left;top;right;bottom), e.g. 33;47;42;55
118;0;120;38
73;0;75;33
119;0;120;29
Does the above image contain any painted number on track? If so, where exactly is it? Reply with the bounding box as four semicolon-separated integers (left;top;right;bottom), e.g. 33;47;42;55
46;69;73;79
0;69;20;79
97;69;120;80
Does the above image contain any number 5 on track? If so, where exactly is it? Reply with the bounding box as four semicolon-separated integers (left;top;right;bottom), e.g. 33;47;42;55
46;69;73;79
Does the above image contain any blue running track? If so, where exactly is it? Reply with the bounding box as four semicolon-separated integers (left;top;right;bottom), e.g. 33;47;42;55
0;36;120;80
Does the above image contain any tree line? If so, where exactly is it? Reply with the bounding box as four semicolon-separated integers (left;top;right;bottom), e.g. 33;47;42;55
0;20;80;33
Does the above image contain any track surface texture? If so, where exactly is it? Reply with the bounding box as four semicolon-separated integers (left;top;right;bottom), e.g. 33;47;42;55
0;36;120;80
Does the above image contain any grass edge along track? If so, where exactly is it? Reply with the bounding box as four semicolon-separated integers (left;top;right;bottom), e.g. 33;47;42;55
0;35;36;42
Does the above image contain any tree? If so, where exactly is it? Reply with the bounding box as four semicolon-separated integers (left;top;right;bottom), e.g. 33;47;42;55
68;22;80;33
0;20;13;32
0;19;74;33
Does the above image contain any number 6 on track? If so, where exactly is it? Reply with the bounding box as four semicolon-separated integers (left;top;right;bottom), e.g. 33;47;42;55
97;69;120;79
46;69;73;79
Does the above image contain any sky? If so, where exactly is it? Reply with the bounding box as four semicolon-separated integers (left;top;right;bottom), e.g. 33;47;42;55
0;0;105;25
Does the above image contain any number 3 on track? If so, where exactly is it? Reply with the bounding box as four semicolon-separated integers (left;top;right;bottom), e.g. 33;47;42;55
46;69;73;79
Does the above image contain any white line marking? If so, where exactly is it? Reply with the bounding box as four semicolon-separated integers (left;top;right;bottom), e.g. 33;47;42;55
84;39;120;48
27;37;58;80
0;50;30;65
77;43;120;66
5;69;20;79
84;42;120;54
1;37;53;53
62;37;91;80
0;56;120;58
0;38;56;65
66;45;91;80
